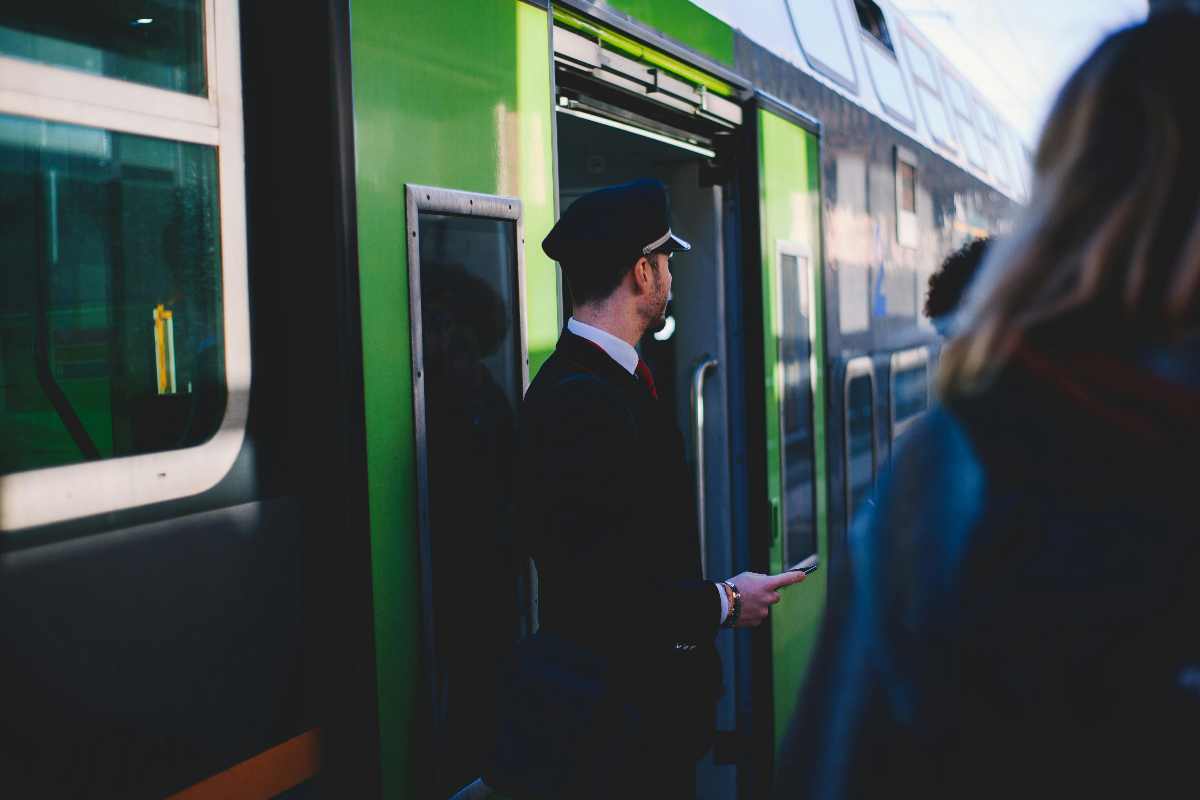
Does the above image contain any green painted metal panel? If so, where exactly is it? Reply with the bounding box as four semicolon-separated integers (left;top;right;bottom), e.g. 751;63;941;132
756;108;829;752
348;2;558;795
553;6;733;96
600;0;734;66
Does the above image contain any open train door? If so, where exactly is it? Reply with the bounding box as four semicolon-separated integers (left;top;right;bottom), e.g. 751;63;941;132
744;95;830;787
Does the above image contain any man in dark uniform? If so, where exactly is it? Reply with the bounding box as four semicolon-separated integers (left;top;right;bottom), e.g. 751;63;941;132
484;179;806;799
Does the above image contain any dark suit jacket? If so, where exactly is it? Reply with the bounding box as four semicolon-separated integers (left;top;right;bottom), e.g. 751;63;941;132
495;329;722;787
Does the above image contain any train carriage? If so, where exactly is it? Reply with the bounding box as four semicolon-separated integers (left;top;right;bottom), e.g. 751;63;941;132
0;0;1024;797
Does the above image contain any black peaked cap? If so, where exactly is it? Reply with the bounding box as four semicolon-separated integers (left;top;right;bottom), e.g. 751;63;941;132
542;178;691;267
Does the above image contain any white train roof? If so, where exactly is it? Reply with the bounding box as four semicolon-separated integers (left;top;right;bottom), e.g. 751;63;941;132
689;0;1032;202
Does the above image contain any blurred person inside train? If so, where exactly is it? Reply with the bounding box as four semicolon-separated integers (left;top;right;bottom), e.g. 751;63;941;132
924;236;992;337
775;12;1200;800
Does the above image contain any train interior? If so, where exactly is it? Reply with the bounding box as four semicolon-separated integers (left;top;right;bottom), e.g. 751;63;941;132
556;108;741;798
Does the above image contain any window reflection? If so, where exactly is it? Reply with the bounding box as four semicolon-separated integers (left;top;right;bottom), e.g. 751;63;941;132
417;212;525;796
0;114;224;476
893;363;928;432
0;1;207;95
779;252;817;566
846;373;875;521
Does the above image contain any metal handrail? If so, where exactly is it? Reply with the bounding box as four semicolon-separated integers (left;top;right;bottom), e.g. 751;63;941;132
690;355;719;577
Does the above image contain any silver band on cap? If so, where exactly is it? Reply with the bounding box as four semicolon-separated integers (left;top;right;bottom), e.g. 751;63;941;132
642;229;691;254
641;230;673;254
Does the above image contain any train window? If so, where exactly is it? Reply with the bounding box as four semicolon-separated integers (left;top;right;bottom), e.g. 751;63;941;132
895;147;919;248
0;0;248;531
0;1;207;96
890;347;929;441
903;33;957;151
784;0;859;93
406;185;531;794
0;115;224;476
853;0;894;53
855;3;917;129
976;101;1013;188
776;244;818;569
899;161;916;212
942;69;986;170
1007;128;1032;199
843;357;877;527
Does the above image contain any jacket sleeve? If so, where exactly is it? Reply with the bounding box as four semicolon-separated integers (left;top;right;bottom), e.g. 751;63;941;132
521;376;719;642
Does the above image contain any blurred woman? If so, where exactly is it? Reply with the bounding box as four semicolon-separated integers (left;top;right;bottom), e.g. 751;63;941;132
778;13;1200;799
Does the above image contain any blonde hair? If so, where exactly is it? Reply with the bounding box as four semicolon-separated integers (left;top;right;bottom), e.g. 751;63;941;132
939;13;1200;397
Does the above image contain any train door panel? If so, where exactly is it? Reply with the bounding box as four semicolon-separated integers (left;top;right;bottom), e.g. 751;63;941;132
755;105;829;752
348;1;559;794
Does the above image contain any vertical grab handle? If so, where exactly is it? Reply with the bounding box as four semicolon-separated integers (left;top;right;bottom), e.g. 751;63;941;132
690;355;719;578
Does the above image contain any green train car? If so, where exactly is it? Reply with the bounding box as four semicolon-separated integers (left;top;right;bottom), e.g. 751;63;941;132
0;0;1023;797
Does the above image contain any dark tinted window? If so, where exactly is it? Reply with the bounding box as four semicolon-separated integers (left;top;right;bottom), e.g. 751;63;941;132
893;363;928;431
0;114;224;476
846;373;875;521
854;0;894;53
779;252;817;567
0;1;206;95
416;211;527;795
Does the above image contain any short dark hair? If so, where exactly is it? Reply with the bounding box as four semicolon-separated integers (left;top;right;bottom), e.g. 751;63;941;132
562;252;644;306
925;237;992;320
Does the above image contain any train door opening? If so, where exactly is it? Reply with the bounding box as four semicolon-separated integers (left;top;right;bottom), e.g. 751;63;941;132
556;106;740;797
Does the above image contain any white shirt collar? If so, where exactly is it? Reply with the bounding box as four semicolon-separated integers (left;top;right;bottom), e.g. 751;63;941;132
567;317;639;376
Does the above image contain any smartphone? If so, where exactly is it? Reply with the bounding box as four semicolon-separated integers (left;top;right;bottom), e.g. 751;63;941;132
786;554;820;575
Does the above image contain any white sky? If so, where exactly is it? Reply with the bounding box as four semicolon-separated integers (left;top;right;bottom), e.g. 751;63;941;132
892;0;1148;146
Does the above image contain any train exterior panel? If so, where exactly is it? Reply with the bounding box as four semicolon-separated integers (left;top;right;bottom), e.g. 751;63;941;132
347;2;558;795
0;0;1023;797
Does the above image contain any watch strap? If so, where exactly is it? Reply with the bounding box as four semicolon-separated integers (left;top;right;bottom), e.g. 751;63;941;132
721;581;742;628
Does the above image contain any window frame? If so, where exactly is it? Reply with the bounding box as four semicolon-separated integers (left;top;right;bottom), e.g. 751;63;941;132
404;183;530;722
941;65;987;171
774;240;820;570
0;0;220;140
842;356;877;528
784;0;860;95
895;146;919;249
853;2;917;131
901;30;958;152
974;97;1012;188
1006;126;1032;199
889;346;929;441
0;0;251;531
852;0;895;54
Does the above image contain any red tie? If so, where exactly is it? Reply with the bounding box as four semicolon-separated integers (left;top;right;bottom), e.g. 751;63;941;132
635;358;659;400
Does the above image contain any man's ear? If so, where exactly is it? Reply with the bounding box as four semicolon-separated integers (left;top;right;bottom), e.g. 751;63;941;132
631;256;653;294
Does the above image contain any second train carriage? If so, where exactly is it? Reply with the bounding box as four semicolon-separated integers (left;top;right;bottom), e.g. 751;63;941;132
0;0;1025;796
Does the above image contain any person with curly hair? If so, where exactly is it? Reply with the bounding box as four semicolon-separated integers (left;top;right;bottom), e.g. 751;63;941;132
924;236;992;335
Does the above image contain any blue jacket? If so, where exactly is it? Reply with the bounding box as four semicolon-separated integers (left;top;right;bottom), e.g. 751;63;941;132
778;339;1200;799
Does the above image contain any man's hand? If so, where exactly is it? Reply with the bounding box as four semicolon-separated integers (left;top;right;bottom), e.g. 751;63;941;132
726;570;807;627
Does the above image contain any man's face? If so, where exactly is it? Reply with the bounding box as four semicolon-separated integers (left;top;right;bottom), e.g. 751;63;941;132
646;251;672;332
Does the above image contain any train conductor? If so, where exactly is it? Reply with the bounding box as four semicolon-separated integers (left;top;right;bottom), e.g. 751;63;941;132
489;179;807;798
